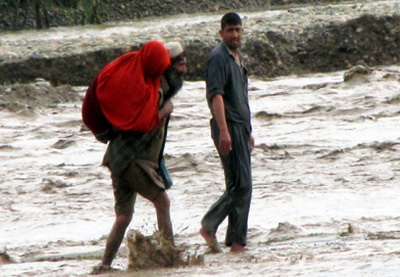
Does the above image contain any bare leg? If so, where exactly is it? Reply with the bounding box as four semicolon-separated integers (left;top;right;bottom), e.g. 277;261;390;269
199;227;222;253
153;191;174;244
101;214;132;267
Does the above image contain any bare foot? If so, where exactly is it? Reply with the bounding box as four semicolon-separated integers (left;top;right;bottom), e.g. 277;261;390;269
199;227;222;253
90;264;122;275
90;264;110;275
230;243;246;253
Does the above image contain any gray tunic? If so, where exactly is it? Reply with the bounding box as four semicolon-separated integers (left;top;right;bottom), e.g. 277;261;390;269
205;42;252;134
202;42;253;246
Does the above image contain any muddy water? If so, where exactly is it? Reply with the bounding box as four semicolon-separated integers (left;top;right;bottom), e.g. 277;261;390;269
0;64;399;276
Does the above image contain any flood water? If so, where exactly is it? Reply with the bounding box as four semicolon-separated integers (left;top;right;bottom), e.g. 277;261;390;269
1;63;399;276
1;1;400;275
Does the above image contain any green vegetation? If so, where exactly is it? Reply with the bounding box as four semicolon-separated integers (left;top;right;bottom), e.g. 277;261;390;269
0;0;100;30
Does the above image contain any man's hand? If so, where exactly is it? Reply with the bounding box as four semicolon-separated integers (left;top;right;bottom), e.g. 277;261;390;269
219;128;232;155
159;100;173;120
250;135;255;152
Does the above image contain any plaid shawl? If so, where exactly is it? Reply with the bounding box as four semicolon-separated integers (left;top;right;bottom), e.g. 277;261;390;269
103;129;159;177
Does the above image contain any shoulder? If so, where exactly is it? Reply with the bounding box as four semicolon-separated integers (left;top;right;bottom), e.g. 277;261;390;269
210;43;229;57
208;44;228;65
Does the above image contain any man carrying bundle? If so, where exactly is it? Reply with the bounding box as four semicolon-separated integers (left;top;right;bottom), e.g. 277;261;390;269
86;40;187;274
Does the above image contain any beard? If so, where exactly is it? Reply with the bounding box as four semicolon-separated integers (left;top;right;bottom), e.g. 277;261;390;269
225;39;241;50
163;65;184;102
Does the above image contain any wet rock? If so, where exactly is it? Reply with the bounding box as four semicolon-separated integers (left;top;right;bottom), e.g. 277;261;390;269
0;82;81;111
265;222;303;243
339;223;359;236
255;111;282;120
41;178;70;193
367;231;400;240
52;139;76;149
269;222;303;235
0;251;15;264
344;65;372;82
0;145;15;151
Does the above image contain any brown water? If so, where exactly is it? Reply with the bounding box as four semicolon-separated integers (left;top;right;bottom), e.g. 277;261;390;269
1;64;399;276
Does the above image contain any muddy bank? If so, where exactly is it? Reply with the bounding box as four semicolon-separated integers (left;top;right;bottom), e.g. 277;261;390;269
244;13;400;79
1;15;399;85
0;78;81;112
0;1;399;86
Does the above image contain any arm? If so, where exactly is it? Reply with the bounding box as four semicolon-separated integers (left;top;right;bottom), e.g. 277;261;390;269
212;94;232;155
250;135;255;152
159;100;173;120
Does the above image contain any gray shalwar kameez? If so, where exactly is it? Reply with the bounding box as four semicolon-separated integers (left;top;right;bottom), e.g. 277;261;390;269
202;42;253;246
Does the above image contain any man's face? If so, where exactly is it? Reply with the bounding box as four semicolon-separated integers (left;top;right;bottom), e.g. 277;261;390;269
219;24;243;50
172;57;188;75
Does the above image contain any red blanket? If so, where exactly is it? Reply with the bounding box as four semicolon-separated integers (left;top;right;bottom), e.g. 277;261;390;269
97;41;170;133
81;75;111;137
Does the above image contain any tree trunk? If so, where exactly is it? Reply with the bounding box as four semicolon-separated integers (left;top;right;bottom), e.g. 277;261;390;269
43;4;50;28
12;0;21;30
34;0;43;29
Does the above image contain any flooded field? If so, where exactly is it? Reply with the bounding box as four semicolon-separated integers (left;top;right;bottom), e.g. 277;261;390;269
1;64;399;276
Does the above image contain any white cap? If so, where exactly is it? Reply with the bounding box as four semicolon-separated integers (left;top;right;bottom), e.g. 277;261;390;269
165;42;184;59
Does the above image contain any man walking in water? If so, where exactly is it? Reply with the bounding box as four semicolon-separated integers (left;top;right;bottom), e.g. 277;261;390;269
90;41;187;274
200;12;254;253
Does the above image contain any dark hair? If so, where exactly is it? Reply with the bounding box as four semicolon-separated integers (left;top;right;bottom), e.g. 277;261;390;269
171;51;187;65
221;12;242;30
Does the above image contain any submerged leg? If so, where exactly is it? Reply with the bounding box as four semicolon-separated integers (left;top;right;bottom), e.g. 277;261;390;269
153;191;174;244
101;214;132;267
199;227;223;253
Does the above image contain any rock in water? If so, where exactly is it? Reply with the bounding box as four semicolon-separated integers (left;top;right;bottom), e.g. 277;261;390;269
0;251;15;264
343;65;372;83
266;222;304;243
126;230;203;271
